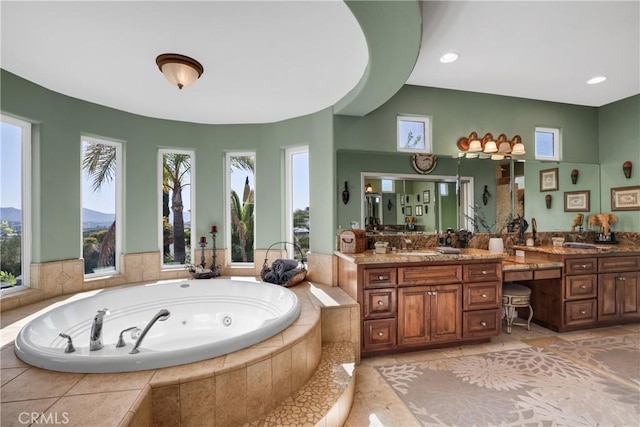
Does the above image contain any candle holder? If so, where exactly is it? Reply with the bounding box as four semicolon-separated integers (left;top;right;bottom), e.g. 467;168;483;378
199;239;207;268
209;229;221;278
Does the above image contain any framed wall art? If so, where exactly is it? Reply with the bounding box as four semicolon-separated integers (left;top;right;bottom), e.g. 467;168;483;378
611;185;640;211
539;168;559;192
405;206;412;216
564;190;590;212
423;190;430;204
415;205;423;216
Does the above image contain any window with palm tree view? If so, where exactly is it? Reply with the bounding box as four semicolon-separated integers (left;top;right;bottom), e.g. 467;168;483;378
228;154;255;264
160;150;193;268
81;136;121;275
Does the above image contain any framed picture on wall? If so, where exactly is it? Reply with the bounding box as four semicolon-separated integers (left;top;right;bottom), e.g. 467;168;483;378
611;185;640;211
564;190;590;212
415;205;423;216
405;206;412;216
423;190;430;204
540;168;559;191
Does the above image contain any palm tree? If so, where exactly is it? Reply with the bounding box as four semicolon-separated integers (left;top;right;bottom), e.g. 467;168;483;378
162;154;191;264
229;156;255;262
82;143;116;270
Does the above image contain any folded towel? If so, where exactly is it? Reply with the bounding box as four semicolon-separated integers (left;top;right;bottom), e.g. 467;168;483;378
272;259;299;277
263;270;279;284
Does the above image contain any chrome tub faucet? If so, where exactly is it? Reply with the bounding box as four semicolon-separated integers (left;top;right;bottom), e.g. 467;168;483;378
90;308;110;351
130;309;171;354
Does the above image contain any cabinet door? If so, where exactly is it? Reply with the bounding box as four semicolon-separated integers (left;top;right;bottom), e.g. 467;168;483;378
619;272;640;319
430;284;462;342
598;272;640;321
598;273;618;321
431;285;462;341
398;287;430;346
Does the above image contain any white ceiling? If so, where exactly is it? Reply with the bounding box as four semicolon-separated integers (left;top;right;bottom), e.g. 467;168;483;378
409;1;640;107
2;1;639;125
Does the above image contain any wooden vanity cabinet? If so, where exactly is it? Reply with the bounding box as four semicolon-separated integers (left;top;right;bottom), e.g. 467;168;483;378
515;251;640;332
339;257;502;358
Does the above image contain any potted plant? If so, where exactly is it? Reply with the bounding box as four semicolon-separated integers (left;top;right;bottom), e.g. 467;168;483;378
465;204;512;252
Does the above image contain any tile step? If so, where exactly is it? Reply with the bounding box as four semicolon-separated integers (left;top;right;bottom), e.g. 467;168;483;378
245;342;356;427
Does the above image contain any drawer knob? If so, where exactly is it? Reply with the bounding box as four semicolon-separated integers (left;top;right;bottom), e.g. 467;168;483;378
378;275;384;281
481;293;487;298
378;332;384;337
481;270;487;275
580;285;586;289
480;321;487;327
580;264;588;269
579;310;586;315
377;300;384;306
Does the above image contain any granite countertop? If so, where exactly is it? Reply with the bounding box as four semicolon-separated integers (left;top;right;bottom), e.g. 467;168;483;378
502;255;564;271
335;248;507;265
512;244;640;256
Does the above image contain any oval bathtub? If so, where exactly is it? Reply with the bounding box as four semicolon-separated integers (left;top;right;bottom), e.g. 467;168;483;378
14;279;301;373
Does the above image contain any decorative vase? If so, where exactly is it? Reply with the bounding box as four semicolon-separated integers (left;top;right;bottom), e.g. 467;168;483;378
488;237;504;253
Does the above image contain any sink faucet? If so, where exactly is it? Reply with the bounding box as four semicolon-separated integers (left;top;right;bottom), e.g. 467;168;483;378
90;308;110;351
130;309;171;354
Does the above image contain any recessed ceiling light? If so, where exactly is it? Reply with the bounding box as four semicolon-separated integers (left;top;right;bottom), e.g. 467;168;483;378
440;53;459;63
587;76;607;85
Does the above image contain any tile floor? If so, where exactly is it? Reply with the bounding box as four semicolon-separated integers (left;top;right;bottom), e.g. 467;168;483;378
344;321;640;427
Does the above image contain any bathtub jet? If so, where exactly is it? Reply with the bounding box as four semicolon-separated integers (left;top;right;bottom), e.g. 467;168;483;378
14;279;300;373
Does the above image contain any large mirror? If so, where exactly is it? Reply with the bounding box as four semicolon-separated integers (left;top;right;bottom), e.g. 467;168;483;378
361;172;474;234
360;158;601;234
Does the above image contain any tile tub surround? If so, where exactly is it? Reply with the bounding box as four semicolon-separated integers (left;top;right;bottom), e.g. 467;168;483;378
0;281;358;427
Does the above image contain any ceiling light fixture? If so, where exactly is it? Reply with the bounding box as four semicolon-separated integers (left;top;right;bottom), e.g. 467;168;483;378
440;52;459;63
156;53;204;89
587;76;607;85
456;132;525;158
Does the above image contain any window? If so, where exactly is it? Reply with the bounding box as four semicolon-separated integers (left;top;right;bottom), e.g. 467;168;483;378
286;147;309;259
159;149;193;268
397;115;432;153
226;153;255;265
1;115;31;294
81;136;122;276
535;127;561;161
381;179;394;193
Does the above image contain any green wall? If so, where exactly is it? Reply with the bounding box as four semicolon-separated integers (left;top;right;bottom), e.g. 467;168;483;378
1;70;335;263
335;87;639;233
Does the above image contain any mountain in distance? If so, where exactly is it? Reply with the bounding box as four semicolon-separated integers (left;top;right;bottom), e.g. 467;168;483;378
0;207;21;222
2;207;190;227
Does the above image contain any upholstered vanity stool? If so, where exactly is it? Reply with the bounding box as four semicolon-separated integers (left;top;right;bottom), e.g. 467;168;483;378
502;283;533;334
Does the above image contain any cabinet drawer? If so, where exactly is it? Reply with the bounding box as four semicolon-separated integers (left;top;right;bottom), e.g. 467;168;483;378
463;282;500;310
363;288;396;319
535;268;562;280
598;256;640;273
565;258;597;275
464;263;501;282
398;265;462;285
564;299;597;326
463;309;501;338
503;270;533;282
363;318;397;351
565;275;597;300
364;268;397;288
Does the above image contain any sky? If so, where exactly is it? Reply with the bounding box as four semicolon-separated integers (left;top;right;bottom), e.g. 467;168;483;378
3;121;310;217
